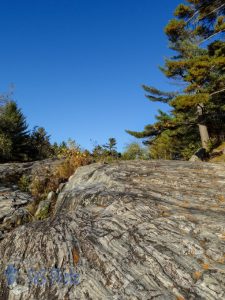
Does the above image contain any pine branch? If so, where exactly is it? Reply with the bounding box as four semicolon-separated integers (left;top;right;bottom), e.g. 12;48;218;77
198;29;225;45
210;87;225;96
186;0;223;25
198;3;225;22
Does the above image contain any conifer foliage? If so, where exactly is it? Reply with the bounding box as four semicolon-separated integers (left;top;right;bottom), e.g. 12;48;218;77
127;0;225;159
0;101;29;161
0;100;52;162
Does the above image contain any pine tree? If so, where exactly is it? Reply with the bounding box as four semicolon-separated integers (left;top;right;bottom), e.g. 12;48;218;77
103;138;119;157
29;126;52;160
127;0;225;158
0;101;29;161
103;138;117;152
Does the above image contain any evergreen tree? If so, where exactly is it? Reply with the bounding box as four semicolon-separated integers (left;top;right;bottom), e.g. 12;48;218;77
92;145;105;159
92;138;120;161
103;138;119;157
29;126;52;160
127;0;225;159
103;138;117;152
0;101;29;161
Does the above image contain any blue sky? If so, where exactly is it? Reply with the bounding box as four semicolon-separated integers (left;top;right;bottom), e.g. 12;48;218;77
0;0;181;151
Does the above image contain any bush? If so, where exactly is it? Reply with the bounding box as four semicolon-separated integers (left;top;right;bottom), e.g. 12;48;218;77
55;148;93;181
29;177;48;200
18;174;30;192
149;130;201;160
122;142;150;160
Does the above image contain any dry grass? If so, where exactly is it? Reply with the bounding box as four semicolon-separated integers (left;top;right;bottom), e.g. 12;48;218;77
23;150;93;219
55;149;92;181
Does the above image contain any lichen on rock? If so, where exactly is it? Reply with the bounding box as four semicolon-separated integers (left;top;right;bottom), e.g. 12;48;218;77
0;160;225;299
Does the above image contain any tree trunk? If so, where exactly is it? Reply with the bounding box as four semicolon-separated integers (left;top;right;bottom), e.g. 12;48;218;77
197;104;210;149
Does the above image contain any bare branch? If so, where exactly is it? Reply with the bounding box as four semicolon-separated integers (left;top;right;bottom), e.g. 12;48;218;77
198;29;225;45
210;88;225;96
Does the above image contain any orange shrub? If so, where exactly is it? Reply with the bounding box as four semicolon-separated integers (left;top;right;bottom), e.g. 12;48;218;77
55;149;92;181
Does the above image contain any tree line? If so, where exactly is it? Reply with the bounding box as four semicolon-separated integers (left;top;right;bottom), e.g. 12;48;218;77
0;100;53;162
0;99;149;162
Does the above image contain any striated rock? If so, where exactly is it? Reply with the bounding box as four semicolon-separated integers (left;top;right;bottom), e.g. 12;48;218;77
0;158;64;185
56;182;65;194
0;185;34;237
0;159;65;234
0;160;225;299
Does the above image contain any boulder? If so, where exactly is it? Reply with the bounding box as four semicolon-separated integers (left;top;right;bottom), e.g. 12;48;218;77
0;160;225;299
34;199;51;220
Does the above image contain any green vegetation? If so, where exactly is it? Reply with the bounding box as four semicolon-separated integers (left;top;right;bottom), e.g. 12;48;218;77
122;142;150;160
0;101;30;161
18;174;31;192
127;0;225;160
29;126;52;160
0;99;53;162
92;138;121;162
34;200;51;220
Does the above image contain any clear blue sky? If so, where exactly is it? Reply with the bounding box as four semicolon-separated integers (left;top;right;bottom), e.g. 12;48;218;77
0;0;181;151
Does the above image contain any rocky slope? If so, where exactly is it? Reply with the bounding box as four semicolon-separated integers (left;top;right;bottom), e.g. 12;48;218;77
0;160;225;299
0;159;63;184
0;159;64;239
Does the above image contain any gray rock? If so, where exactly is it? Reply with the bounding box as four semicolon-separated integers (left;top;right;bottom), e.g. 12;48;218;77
189;154;202;162
56;182;65;194
47;191;56;202
0;185;34;233
0;158;64;184
0;160;225;300
34;200;51;220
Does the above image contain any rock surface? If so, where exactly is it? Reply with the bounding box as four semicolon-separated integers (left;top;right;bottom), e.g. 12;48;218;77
0;158;64;184
0;160;225;299
0;185;33;239
0;159;64;239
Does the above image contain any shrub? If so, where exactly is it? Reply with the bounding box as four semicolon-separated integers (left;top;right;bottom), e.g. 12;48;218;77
29;177;47;200
18;174;30;192
122;142;150;160
55;148;93;181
